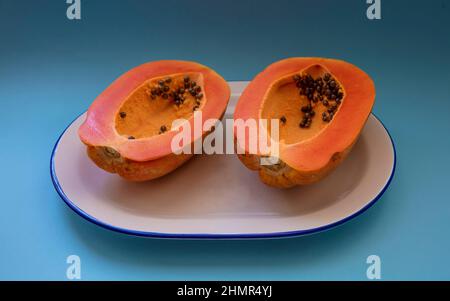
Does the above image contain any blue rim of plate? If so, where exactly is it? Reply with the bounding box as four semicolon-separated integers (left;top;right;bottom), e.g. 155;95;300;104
50;112;396;239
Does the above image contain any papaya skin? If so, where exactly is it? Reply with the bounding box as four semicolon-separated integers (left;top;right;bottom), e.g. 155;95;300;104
234;57;375;188
237;137;357;188
86;145;192;181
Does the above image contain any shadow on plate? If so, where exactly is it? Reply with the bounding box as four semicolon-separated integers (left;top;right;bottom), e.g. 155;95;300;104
77;134;369;219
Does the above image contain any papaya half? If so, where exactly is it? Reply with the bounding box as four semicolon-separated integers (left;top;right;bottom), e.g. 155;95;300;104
79;60;230;181
234;58;375;188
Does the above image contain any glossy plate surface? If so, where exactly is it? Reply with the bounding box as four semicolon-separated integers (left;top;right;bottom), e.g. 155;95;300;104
51;81;396;239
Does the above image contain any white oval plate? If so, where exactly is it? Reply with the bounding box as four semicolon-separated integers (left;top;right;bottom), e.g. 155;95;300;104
51;81;396;239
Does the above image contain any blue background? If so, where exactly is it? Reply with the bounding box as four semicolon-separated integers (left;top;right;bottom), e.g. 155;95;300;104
0;0;449;280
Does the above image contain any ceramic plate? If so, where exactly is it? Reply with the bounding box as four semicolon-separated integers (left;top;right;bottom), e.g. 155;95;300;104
51;81;396;239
